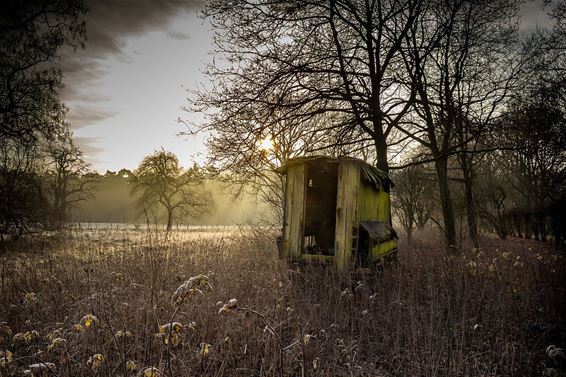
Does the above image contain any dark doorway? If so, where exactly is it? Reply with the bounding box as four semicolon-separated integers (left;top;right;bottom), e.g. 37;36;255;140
303;159;339;255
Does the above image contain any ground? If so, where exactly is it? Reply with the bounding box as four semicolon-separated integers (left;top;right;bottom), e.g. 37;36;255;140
0;227;564;376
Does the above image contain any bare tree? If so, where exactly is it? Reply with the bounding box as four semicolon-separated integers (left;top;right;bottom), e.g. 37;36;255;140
536;0;566;86
190;0;538;251
0;137;49;239
399;0;524;249
0;0;86;141
391;163;435;241
496;86;566;240
186;103;326;220
0;0;87;239
131;150;213;233
474;154;509;239
188;0;427;189
44;128;96;229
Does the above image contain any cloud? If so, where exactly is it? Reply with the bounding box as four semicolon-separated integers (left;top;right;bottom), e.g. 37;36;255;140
60;55;112;98
73;136;106;170
61;0;204;83
84;0;203;57
73;136;103;156
66;105;117;129
520;0;553;32
167;30;192;40
61;0;204;151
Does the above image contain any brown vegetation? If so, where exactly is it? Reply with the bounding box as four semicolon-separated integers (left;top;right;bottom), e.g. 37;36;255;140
0;229;564;376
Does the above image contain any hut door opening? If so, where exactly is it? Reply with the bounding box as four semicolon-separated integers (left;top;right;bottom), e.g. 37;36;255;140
303;160;339;256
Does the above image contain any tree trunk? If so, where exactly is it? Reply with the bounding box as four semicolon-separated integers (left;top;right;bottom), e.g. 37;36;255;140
374;136;394;228
434;156;457;251
375;135;389;174
495;205;507;239
460;155;480;247
166;209;173;233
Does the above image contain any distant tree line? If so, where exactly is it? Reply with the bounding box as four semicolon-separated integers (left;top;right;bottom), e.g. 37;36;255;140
188;0;566;250
72;164;271;227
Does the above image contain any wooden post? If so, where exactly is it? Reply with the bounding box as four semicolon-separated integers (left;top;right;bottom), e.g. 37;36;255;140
334;160;360;270
282;164;306;258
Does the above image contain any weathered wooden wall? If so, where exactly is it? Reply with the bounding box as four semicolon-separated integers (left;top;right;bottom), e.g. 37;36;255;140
334;160;360;270
358;183;389;222
358;181;396;262
282;164;306;258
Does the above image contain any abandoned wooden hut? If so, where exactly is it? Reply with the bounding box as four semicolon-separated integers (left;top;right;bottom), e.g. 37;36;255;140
277;156;397;270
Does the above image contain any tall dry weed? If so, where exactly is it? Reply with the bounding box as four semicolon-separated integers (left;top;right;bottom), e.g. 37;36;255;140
0;227;564;376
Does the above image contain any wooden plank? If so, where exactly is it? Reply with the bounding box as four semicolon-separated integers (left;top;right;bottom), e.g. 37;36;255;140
282;168;292;258
358;182;390;223
370;239;397;261
358;183;378;220
283;164;306;259
377;190;389;222
300;254;334;263
334;160;360;270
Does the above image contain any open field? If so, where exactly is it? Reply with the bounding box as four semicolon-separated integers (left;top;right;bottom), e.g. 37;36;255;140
1;229;565;377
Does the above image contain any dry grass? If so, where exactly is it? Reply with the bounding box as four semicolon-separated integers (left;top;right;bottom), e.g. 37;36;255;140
0;227;565;377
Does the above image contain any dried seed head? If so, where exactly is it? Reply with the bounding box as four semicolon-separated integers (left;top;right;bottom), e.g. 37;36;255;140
29;362;56;374
23;293;38;306
126;360;137;372
303;334;314;345
171;274;211;304
80;314;98;329
200;343;211;357
87;353;104;371
0;351;12;368
116;330;133;339
218;304;231;315
139;366;160;377
0;322;12;345
546;345;564;360
47;338;66;352
13;331;39;344
46;329;62;341
158;323;183;346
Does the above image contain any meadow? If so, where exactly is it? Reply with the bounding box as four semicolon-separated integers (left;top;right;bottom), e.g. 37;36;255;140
0;228;564;377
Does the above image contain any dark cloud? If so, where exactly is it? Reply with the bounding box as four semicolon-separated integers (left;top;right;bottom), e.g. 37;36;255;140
73;136;105;161
61;55;111;96
61;0;204;152
84;0;204;57
167;30;192;40
61;0;203;81
66;105;117;129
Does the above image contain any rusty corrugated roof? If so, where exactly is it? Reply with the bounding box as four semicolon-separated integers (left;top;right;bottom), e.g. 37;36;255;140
360;221;398;243
276;155;393;190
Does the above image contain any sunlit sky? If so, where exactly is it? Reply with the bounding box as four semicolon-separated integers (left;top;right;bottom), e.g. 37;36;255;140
70;15;210;171
62;0;209;173
62;0;552;173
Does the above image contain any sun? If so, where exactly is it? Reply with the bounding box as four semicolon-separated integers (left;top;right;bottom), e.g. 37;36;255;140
257;136;274;152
